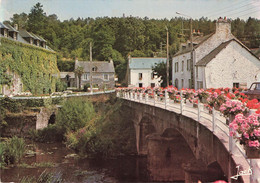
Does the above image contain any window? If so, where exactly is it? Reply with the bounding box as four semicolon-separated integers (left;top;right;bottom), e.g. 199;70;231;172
233;83;239;88
139;73;143;80
196;66;198;78
92;66;97;72
188;79;191;88
151;72;155;79
181;79;184;88
181;61;184;72
139;83;143;87
175;78;179;89
176;62;179;72
187;60;190;71
83;73;89;80
151;83;155;88
197;81;203;89
103;74;109;81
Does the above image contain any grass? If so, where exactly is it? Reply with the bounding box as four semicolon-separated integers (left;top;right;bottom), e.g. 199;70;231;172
20;169;63;183
0;136;26;166
18;162;56;168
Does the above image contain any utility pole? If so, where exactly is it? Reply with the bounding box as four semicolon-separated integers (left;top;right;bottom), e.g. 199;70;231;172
166;26;169;87
90;42;93;94
176;12;194;89
190;18;194;89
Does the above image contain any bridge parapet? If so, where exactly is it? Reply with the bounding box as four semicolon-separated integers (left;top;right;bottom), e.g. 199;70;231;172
117;90;256;183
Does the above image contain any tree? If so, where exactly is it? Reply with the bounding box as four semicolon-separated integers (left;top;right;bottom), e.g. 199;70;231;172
56;98;95;132
74;66;84;90
152;61;172;87
27;3;46;34
10;13;28;29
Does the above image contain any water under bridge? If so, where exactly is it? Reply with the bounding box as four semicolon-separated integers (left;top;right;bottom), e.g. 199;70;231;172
117;91;260;183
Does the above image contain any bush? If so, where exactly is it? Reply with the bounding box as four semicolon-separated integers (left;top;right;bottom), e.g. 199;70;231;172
56;80;67;92
0;136;26;166
56;98;95;132
29;125;64;143
65;98;136;158
83;83;90;92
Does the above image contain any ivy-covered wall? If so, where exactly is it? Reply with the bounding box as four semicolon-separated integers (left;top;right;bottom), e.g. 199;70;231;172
0;38;60;95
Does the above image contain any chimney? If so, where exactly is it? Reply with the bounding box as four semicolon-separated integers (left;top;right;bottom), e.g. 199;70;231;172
216;17;231;39
14;24;18;30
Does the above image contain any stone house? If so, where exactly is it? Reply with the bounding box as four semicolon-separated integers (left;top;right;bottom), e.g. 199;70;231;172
0;22;58;96
75;60;115;89
127;56;167;87
172;17;260;89
60;72;76;88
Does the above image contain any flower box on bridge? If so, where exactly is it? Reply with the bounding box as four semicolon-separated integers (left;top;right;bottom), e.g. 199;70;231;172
246;146;260;159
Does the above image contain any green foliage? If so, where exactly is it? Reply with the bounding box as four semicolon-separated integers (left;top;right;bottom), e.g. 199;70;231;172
0;136;26;166
56;98;95;132
65;98;136;158
29;125;64;143
57;60;75;72
0;38;59;95
55;80;67;92
152;61;172;87
74;66;84;90
0;62;12;86
0;97;64;114
20;170;62;183
83;83;90;92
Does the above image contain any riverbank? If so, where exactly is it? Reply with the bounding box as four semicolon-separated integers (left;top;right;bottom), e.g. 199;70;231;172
1;141;149;183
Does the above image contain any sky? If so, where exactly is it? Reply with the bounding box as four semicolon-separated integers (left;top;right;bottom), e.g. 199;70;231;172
0;0;260;22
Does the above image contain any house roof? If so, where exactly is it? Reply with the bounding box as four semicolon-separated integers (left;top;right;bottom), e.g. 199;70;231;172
196;39;260;66
19;29;35;38
75;61;115;73
129;57;167;69
0;22;9;29
60;72;75;79
5;24;18;32
174;33;214;57
251;48;260;58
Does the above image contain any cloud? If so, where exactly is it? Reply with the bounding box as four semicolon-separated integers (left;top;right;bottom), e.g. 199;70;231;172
0;0;13;21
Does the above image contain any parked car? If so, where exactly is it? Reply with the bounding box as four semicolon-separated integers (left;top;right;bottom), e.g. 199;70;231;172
243;82;260;100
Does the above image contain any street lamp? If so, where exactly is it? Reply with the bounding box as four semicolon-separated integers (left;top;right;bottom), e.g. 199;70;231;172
176;12;194;89
165;26;169;87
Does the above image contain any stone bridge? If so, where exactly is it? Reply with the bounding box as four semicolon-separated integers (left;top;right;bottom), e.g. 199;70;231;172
118;92;254;183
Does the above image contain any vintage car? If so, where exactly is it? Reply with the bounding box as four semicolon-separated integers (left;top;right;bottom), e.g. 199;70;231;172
243;82;260;100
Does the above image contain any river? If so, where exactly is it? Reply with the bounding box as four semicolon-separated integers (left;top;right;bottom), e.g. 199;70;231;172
0;141;162;183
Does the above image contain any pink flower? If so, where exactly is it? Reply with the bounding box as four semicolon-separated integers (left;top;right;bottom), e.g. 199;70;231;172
249;140;260;148
254;129;260;136
243;132;249;139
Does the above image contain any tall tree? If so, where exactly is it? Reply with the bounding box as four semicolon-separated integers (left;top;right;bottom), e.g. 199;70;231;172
74;66;84;90
27;3;46;34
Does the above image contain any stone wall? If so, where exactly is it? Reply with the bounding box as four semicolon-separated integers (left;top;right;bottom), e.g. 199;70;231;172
123;100;244;182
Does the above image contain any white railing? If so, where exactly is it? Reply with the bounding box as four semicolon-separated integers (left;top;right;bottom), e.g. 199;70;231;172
1;90;115;100
117;90;251;167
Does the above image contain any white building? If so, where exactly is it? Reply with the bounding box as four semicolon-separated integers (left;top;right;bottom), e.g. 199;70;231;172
127;57;167;87
172;17;260;89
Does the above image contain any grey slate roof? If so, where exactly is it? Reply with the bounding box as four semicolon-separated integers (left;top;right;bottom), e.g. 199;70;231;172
129;57;167;69
174;33;214;57
19;29;35;38
60;72;75;79
75;61;115;73
0;22;9;29
5;24;18;32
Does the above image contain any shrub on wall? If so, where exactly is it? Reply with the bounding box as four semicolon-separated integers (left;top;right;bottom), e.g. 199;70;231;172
56;98;95;132
0;38;60;95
